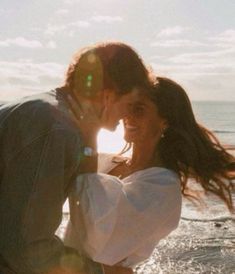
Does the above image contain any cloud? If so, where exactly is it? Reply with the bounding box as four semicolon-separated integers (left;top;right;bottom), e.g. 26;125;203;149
46;40;57;49
150;39;207;48
55;9;69;15
149;39;235;101
44;24;67;36
0;60;65;100
63;0;79;4
0;37;57;49
150;62;234;77
150;45;235;80
70;20;90;28
149;28;235;101
0;8;12;14
150;29;235;51
91;15;123;23
208;29;235;47
0;37;43;48
158;26;189;37
45;20;90;35
44;14;123;36
150;61;235;101
169;48;235;65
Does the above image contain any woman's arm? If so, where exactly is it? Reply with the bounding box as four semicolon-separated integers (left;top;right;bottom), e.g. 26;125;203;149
103;264;134;274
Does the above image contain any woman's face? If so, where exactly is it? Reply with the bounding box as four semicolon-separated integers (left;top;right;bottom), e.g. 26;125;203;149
123;94;167;145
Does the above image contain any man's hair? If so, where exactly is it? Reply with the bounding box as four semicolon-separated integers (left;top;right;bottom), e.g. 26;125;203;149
64;41;150;97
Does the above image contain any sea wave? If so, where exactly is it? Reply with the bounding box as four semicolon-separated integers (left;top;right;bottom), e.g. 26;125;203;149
213;130;235;134
181;216;235;222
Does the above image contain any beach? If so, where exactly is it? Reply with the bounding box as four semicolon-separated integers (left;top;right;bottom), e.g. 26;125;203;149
134;198;235;274
134;219;235;274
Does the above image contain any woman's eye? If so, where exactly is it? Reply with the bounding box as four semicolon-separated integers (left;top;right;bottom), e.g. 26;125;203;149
132;106;144;116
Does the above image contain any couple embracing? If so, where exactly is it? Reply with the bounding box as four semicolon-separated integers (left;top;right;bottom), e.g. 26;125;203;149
0;42;234;274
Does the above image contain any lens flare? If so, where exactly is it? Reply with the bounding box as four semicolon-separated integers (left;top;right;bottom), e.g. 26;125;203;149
87;53;96;64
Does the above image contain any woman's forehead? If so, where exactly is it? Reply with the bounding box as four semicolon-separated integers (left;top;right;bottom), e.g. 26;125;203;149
130;96;157;111
132;91;154;105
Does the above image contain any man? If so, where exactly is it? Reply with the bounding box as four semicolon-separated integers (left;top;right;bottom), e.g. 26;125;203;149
0;42;150;274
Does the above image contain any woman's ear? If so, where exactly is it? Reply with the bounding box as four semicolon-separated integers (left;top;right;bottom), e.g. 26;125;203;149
160;119;169;137
160;118;168;131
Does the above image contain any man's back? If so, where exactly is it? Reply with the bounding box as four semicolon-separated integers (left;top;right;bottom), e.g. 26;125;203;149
0;91;83;274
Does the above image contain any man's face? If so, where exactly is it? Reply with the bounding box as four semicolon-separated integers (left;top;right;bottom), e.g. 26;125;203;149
101;88;143;131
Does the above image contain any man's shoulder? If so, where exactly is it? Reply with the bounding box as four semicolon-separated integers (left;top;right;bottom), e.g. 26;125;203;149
16;90;58;114
3;91;70;126
0;91;81;142
0;91;57;115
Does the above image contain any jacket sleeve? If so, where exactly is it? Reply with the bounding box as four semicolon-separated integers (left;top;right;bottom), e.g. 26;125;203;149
0;127;82;274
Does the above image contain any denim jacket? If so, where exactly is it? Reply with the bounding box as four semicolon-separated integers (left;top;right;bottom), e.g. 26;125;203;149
0;90;84;273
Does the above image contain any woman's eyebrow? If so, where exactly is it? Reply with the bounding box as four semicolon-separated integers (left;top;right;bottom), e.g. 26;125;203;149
133;103;147;108
129;101;147;107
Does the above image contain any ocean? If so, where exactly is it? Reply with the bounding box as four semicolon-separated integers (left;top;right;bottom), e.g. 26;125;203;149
192;101;235;148
59;101;235;274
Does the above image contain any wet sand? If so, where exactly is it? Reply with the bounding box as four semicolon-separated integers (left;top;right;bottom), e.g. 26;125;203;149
134;218;235;274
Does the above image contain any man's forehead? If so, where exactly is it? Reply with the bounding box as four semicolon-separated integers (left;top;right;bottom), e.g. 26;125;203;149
124;88;147;103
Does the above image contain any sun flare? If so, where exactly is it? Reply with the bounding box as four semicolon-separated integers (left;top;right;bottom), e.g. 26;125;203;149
97;123;126;154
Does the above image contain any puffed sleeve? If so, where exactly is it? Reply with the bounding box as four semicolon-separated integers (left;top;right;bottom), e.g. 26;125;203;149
64;168;182;267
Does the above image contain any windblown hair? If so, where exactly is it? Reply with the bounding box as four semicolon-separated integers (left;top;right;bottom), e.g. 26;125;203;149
63;41;150;97
150;77;235;212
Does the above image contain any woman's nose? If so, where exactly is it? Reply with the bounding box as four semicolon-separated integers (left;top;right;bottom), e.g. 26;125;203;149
123;112;136;124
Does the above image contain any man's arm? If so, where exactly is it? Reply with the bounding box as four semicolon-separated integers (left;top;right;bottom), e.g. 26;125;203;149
0;127;83;274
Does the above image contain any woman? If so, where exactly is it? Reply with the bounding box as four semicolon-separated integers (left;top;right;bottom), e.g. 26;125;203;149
64;77;235;274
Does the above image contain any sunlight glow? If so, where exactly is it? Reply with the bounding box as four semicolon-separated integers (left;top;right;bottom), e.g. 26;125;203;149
97;123;126;154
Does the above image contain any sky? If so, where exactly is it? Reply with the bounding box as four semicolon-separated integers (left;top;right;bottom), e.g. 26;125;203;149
0;0;235;103
0;0;234;153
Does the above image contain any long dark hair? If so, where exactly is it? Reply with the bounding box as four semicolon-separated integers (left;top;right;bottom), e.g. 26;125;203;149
150;77;235;212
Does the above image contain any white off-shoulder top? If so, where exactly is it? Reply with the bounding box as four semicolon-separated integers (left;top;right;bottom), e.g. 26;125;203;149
63;154;182;267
